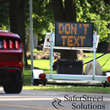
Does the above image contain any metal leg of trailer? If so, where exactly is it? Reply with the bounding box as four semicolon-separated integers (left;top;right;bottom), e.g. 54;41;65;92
93;32;97;80
50;33;54;78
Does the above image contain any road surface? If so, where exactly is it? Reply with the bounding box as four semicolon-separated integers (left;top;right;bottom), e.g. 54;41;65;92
0;87;110;110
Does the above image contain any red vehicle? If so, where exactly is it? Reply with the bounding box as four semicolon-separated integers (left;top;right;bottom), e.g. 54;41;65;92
0;30;23;93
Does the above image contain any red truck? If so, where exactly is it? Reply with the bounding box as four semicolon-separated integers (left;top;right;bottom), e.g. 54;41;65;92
0;30;24;93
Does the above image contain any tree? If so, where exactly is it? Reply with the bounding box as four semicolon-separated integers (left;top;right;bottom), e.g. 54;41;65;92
76;0;110;42
0;0;9;28
25;0;54;40
51;0;78;60
51;0;110;59
0;0;109;62
9;0;28;66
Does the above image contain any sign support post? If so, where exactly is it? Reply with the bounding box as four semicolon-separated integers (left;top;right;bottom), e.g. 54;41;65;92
50;33;54;78
93;32;97;80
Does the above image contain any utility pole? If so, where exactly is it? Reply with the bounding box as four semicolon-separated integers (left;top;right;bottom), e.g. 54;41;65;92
29;0;34;82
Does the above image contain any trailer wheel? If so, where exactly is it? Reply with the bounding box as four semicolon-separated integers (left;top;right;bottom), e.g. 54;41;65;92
102;82;106;88
42;80;47;86
105;81;110;87
33;79;39;86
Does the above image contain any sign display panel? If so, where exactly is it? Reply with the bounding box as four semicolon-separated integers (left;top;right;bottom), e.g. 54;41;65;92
55;22;93;47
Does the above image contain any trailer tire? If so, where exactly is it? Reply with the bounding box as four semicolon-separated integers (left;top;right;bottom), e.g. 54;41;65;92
42;80;47;86
33;79;39;86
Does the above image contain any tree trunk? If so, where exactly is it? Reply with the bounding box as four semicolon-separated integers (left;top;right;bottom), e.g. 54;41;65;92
9;0;28;66
26;28;31;51
65;0;76;21
51;0;78;60
51;0;65;21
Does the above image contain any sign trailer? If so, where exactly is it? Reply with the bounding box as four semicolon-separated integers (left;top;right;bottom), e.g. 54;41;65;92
32;22;110;86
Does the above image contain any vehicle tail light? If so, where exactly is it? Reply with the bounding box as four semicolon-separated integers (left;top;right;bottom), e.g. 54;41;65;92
3;39;7;49
21;43;23;51
108;76;110;82
39;73;46;79
9;40;13;49
15;40;19;49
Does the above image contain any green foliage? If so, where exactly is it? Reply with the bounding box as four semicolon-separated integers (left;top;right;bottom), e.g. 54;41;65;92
0;24;7;30
48;23;55;33
76;0;110;42
0;0;109;42
33;49;38;53
0;0;9;29
25;0;54;40
30;0;110;41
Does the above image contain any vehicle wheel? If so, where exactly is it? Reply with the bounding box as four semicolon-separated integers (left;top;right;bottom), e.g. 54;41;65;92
105;82;110;87
42;79;47;86
33;79;39;86
3;81;23;93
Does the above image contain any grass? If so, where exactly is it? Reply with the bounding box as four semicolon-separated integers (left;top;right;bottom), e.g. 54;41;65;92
23;52;110;93
23;86;110;94
23;68;32;85
27;52;110;73
81;53;110;73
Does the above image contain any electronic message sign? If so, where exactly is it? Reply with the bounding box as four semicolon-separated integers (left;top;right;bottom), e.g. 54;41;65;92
55;22;93;47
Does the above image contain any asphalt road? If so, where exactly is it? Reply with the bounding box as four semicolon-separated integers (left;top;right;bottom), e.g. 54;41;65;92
0;87;110;110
